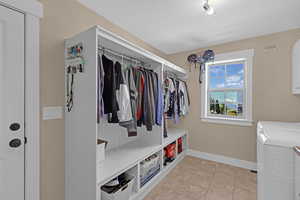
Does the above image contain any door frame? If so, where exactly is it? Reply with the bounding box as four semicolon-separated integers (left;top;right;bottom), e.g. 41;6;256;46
0;1;43;200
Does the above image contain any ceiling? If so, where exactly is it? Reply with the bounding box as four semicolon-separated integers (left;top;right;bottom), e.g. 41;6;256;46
78;0;300;54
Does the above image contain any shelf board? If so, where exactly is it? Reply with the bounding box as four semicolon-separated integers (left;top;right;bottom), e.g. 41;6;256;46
98;139;161;185
163;128;187;147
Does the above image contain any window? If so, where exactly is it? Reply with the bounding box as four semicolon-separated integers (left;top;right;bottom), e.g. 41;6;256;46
201;50;253;126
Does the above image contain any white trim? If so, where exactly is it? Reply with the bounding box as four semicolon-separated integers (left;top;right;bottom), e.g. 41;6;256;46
95;26;187;77
201;117;253;126
96;26;162;64
213;49;254;62
293;88;300;94
201;49;254;126
25;14;40;200
0;0;43;17
187;149;257;171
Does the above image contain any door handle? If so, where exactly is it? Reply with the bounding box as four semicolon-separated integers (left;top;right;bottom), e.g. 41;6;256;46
9;123;20;131
9;139;22;148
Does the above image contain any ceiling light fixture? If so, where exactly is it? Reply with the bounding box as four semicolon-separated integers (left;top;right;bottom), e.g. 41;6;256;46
202;0;215;15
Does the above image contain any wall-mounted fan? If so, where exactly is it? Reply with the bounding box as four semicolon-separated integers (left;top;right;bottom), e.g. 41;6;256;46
187;49;215;83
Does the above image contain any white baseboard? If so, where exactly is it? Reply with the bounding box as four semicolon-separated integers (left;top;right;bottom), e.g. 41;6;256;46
187;149;257;171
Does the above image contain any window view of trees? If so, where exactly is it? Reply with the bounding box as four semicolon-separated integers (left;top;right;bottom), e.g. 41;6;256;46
208;62;245;118
209;97;243;116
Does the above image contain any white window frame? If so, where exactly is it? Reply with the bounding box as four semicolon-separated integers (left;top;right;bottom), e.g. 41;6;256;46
201;49;254;126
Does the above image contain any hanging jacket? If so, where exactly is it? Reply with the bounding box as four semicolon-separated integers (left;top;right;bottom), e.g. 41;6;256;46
133;68;145;121
181;81;190;116
166;78;175;116
120;67;138;137
150;71;158;125
174;79;180;122
142;69;154;131
102;55;132;124
176;80;181;116
97;54;105;123
155;73;163;126
178;80;189;116
115;61;133;124
166;78;179;123
183;81;190;106
164;77;175;113
102;55;119;123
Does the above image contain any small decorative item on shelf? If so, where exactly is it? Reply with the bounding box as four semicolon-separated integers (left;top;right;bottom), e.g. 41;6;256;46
187;49;215;84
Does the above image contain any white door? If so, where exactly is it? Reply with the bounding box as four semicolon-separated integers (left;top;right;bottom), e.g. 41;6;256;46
0;5;25;200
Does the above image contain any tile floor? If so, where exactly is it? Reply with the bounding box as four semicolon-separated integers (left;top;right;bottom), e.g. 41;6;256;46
144;156;257;200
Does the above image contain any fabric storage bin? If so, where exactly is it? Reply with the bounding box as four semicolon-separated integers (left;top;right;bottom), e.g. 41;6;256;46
140;154;161;187
101;174;135;200
140;164;160;187
177;137;183;154
140;154;160;178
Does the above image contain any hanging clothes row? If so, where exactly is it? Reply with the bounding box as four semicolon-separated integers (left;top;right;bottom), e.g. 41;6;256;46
163;76;190;123
97;51;163;137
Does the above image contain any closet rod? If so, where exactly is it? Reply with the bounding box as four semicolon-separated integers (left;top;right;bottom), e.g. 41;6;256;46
98;46;144;64
165;71;185;81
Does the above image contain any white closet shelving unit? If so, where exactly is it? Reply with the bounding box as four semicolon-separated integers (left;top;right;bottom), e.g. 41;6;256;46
65;26;188;200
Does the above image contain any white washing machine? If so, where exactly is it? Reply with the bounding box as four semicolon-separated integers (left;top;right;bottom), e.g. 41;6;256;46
257;121;300;200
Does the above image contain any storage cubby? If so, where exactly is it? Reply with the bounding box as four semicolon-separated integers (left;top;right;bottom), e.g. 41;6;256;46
163;142;177;167
177;135;187;155
65;26;188;200
140;151;162;188
100;165;137;200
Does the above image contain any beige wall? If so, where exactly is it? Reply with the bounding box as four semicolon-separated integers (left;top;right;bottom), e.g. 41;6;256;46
39;0;300;199
39;1;167;200
167;29;300;163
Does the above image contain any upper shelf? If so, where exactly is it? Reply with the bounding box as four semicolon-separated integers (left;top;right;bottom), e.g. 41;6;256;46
97;139;161;185
164;61;187;78
95;25;187;77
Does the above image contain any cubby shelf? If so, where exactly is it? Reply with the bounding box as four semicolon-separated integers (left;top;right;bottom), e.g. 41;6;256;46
98;128;188;185
98;140;161;185
129;150;187;200
163;128;187;147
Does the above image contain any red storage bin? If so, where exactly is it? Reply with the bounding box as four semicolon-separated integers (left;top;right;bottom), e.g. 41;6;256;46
178;138;183;154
